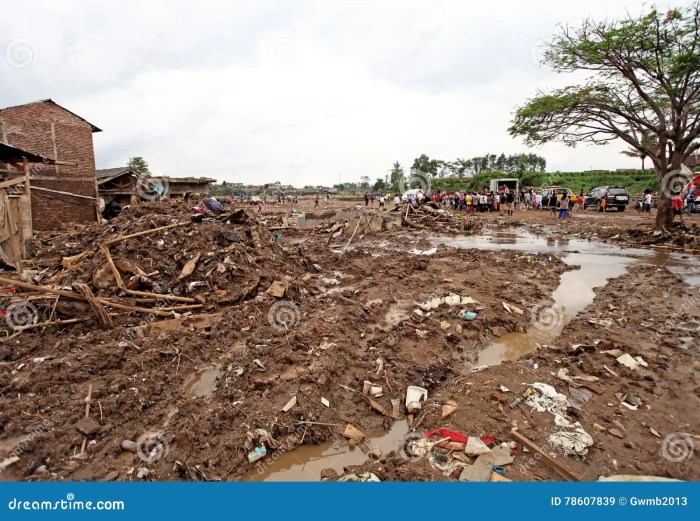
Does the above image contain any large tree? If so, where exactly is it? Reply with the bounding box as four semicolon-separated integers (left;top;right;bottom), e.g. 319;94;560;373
509;4;700;227
127;156;151;177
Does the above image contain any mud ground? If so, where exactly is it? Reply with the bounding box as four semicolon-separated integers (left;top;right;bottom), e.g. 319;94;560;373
0;196;697;482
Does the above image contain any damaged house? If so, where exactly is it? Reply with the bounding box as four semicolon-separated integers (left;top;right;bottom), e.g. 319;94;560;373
0;99;102;231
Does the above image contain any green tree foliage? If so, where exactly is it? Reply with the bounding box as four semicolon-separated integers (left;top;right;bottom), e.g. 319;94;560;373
509;3;700;228
389;161;405;190
127;156;151;177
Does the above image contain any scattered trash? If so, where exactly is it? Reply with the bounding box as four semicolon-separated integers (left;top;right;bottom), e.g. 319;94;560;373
616;353;641;370
650;427;661;438
337;472;381;482
425;428;468;443
321;397;330;407
458;310;477;321
120;439;137;453
441;399;457;418
464;437;492;456
247;445;267;463
265;280;286;298
608;428;625;439
405;385;428;413
342;424;365;444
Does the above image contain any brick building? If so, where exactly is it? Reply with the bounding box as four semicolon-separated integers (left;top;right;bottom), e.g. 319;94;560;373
0;99;101;230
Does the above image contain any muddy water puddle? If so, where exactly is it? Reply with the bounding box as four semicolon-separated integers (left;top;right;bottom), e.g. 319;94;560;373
246;420;409;481
183;364;222;397
428;230;699;366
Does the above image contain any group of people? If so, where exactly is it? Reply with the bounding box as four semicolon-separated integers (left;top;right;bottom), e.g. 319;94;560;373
425;189;518;216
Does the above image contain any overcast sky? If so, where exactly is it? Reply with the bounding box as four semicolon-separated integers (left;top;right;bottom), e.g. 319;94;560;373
1;0;677;186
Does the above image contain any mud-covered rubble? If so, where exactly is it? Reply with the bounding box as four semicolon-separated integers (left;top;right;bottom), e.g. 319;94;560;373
0;198;570;481
336;264;699;483
1;197;697;483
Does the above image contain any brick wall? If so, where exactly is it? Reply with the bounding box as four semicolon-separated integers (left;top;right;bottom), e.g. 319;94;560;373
0;101;99;230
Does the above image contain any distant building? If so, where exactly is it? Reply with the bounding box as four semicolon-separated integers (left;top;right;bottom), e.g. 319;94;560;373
151;176;217;198
96;167;139;217
0;99;101;230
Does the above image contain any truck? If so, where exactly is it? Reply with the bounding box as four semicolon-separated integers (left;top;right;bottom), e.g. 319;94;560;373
489;178;519;194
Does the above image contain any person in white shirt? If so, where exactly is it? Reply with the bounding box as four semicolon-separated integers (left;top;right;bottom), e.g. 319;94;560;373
393;194;401;208
378;195;385;208
535;193;543;210
643;190;653;212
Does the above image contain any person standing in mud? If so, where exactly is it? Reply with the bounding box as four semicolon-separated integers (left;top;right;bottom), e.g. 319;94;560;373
364;192;369;206
671;192;685;223
506;189;515;217
315;194;320;208
394;193;401;208
378;194;385;209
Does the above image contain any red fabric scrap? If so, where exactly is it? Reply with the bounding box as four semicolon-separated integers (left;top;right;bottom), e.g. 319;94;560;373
480;435;497;447
424;428;468;443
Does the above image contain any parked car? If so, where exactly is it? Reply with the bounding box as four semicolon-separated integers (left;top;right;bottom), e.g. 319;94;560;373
584;186;630;211
540;186;573;204
401;188;425;202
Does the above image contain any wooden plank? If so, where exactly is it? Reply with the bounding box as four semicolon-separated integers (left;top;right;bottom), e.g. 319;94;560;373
124;289;196;303
0;276;174;317
31;186;95;200
105;222;189;245
0;176;25;189
510;429;582;482
99;244;125;290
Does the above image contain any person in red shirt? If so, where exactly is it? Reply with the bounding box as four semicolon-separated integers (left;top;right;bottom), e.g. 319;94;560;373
671;193;684;223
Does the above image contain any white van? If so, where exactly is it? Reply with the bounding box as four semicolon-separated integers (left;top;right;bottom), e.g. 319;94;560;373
401;188;425;202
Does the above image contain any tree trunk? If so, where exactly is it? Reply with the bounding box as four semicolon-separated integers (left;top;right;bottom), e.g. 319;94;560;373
641;156;645;171
654;152;683;229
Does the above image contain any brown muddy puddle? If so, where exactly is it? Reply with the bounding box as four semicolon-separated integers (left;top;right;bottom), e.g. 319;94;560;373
428;230;699;366
243;229;698;481
245;421;409;481
184;364;222;397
